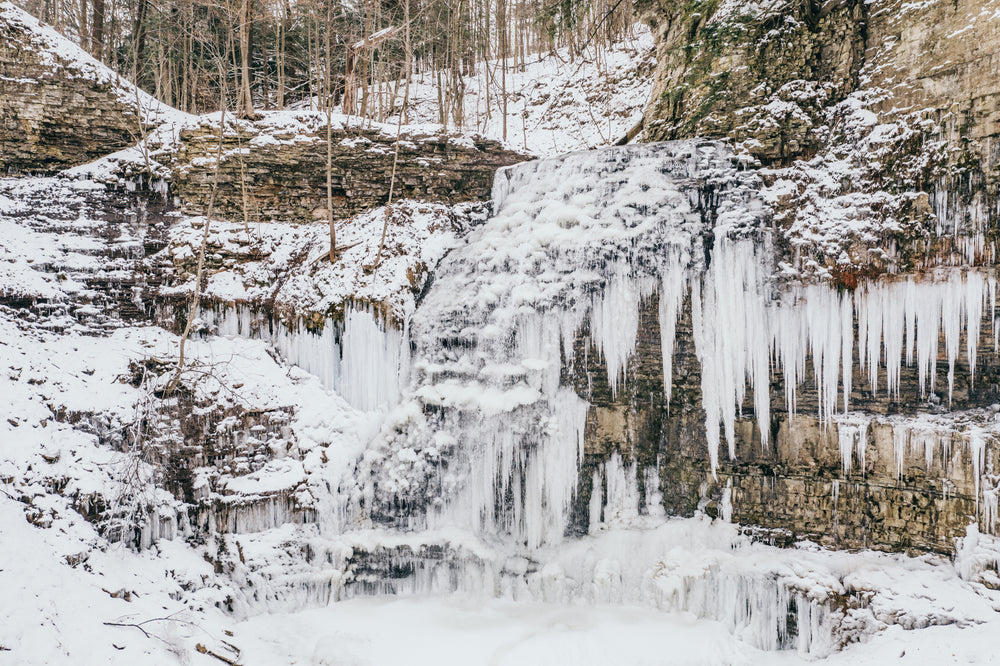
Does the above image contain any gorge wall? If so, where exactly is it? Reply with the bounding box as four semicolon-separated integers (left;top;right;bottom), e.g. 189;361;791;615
638;0;1000;282
0;3;151;174
557;0;1000;555
574;285;999;555
165;114;528;224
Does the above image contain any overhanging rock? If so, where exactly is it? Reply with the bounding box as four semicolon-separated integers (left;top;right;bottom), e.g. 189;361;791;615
165;112;530;223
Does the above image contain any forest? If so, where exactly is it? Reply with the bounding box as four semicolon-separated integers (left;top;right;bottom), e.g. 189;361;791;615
14;0;635;133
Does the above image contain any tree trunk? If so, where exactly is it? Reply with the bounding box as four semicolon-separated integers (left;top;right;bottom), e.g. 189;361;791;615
132;0;148;86
238;0;255;117
91;0;104;60
326;1;337;263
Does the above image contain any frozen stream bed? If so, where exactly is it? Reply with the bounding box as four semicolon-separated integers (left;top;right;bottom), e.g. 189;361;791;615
235;597;999;666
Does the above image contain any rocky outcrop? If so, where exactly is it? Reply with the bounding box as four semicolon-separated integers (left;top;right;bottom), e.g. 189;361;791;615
638;0;1000;282
573;288;1000;555
164;113;528;224
0;3;153;174
611;0;1000;555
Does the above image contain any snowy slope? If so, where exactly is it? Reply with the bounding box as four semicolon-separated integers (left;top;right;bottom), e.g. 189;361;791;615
337;26;655;157
0;1;191;128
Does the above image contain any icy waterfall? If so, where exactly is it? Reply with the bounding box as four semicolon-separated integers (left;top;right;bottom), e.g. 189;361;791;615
343;140;1000;540
202;141;1000;654
341;141;764;547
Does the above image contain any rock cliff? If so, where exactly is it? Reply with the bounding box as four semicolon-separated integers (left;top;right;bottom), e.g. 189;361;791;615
163;113;527;224
0;2;166;174
568;0;1000;556
638;0;1000;282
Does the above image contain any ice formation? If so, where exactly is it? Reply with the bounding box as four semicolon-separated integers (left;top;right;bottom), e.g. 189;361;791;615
339;141;763;549
164;141;1000;654
693;246;997;471
323;140;1000;561
203;304;409;412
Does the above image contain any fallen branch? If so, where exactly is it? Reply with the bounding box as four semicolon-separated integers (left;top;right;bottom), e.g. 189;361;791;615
196;643;241;665
310;241;363;266
614;118;644;146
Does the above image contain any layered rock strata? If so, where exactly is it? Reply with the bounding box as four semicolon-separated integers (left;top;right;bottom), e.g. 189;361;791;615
166;114;528;224
0;2;153;173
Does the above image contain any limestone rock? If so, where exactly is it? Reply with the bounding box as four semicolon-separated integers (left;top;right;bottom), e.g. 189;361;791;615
165;112;529;224
637;0;1000;280
0;2;156;174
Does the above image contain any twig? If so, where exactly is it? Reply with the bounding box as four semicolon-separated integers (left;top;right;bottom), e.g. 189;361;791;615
103;621;151;638
310;241;363;266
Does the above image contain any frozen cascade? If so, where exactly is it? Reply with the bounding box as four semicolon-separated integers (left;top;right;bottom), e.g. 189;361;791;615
202;304;409;412
219;142;1000;652
343;141;761;549
693;244;999;473
320;138;842;654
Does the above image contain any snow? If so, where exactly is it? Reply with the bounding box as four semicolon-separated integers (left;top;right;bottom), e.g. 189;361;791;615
4;156;1000;664
161;199;480;323
6;13;1000;661
359;25;655;157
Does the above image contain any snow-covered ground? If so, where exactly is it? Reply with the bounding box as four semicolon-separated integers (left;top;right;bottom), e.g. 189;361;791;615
160;200;487;324
1;2;192;128
328;25;655;157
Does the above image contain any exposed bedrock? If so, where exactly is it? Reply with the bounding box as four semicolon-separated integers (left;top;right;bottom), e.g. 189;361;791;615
574;286;999;555
638;0;1000;280
0;3;152;174
166;115;529;224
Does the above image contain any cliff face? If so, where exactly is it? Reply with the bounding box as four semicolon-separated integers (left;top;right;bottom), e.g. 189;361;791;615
0;3;156;174
164;113;528;224
568;0;1000;556
573;289;999;556
638;0;1000;282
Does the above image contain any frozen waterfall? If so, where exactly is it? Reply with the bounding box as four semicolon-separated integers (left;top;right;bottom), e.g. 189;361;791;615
212;141;1000;655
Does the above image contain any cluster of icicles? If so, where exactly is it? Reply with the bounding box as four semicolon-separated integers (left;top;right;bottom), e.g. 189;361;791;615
201;304;409;412
687;237;999;472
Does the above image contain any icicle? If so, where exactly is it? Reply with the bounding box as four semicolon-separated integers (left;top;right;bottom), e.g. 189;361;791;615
904;280;916;367
590;266;656;397
601;452;640;526
658;258;686;413
836;417;868;474
863;287;882;394
840;293;853;414
690;278;721;474
969;429;988;510
882;283;905;398
942;275;963;404
693;236;772;468
893;426;909;480
588;468;604;534
720;479;733;522
643;463;665;517
914;283;941;396
989;275;998;353
966;272;984;384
